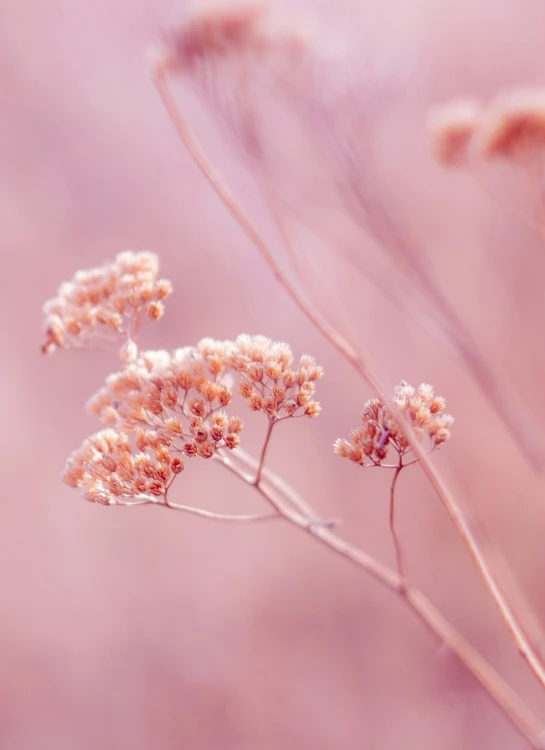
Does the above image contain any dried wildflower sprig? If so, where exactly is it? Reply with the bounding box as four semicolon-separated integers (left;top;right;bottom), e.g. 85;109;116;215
41;251;172;359
44;247;545;745
334;382;453;468
335;382;453;578
86;345;239;447
65;344;240;506
62;425;280;521
63;427;181;506
63;334;321;509
147;46;545;734
227;334;322;419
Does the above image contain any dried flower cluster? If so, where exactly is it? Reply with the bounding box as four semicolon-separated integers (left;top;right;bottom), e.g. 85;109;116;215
334;382;453;466
153;0;309;75
51;271;324;508
62;428;185;506
41;251;172;359
39;248;324;508
226;334;322;418
64;343;247;505
429;88;545;165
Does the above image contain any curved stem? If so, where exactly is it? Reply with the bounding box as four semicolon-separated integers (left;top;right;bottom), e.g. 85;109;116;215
389;459;405;579
116;495;281;523
152;68;361;364
253;418;275;486
152;67;545;696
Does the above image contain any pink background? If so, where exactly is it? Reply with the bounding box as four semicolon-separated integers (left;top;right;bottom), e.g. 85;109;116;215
3;0;545;747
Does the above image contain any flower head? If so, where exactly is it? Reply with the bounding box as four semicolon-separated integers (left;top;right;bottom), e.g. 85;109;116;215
334;381;453;467
41;251;172;358
63;333;322;505
63;427;184;506
225;334;323;420
66;340;245;504
85;340;239;440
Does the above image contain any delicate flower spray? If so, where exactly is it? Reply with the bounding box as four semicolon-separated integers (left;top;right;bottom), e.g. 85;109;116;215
43;250;543;747
43;252;323;520
40;2;545;745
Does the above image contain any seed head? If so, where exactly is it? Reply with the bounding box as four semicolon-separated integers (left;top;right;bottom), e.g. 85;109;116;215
335;381;453;467
226;335;322;419
41;251;172;357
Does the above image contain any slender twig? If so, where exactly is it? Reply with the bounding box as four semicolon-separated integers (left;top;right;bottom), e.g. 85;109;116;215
152;68;361;364
151;66;545;695
389;456;405;580
115;494;281;523
253;417;275;485
221;446;321;520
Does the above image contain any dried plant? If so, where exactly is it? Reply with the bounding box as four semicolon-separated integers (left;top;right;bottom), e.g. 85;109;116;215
43;246;545;747
41;3;545;747
41;250;172;359
334;382;453;579
334;382;453;467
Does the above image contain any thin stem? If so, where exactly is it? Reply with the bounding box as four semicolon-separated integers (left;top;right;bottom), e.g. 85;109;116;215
254;418;275;486
218;453;545;749
221;446;320;520
389;457;405;580
152;68;361;364
116;495;281;523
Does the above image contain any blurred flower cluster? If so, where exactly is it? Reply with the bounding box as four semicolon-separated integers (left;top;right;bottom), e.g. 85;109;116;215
429;88;545;165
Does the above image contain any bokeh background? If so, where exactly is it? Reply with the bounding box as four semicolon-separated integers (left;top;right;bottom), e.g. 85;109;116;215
3;0;545;747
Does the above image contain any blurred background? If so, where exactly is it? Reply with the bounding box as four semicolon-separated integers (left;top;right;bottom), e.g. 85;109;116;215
3;0;545;747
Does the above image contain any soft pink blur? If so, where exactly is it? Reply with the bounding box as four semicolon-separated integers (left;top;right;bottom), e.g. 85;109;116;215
3;0;545;748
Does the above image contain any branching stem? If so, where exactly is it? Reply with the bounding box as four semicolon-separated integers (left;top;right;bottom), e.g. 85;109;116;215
216;448;545;749
115;495;280;523
151;67;545;698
